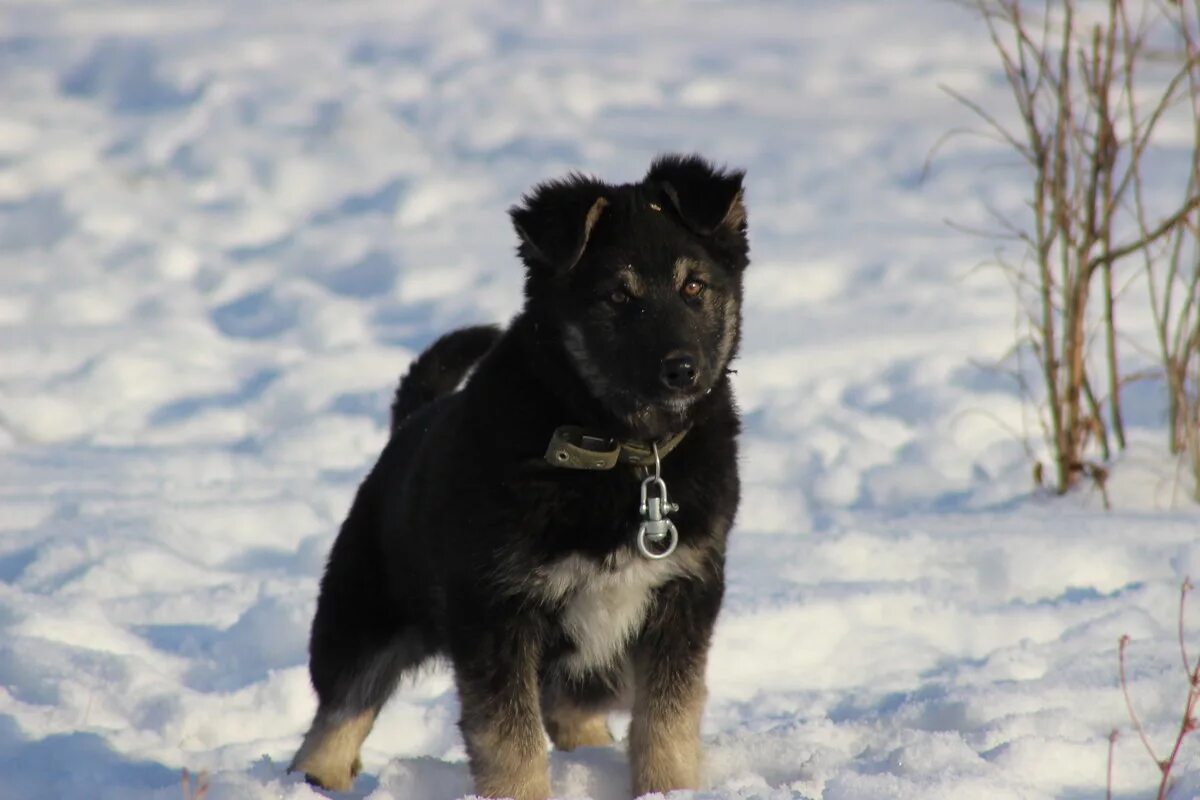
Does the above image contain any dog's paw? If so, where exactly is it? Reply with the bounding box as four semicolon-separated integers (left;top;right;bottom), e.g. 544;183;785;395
297;765;355;793
289;754;361;792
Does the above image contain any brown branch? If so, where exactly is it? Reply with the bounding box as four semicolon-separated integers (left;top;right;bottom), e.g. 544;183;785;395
1104;1;1124;450
1104;257;1126;450
1088;194;1200;277
1119;634;1161;766
1155;577;1200;800
1107;54;1200;215
1083;371;1112;461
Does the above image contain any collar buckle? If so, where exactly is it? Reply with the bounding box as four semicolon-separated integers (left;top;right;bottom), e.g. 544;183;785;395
543;425;690;471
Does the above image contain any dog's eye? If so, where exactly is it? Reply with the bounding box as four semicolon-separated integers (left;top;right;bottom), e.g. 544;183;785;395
609;289;630;305
681;278;707;299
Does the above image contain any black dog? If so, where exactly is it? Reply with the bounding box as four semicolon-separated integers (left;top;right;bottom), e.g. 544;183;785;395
290;154;748;799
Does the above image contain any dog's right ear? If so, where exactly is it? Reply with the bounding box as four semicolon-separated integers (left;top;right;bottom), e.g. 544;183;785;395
510;175;609;273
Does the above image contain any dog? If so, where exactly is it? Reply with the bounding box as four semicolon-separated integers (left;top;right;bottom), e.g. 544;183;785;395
290;154;748;800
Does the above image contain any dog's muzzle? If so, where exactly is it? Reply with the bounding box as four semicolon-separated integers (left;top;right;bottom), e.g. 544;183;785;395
659;352;699;390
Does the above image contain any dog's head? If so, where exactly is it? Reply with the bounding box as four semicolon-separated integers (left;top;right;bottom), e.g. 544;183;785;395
511;154;748;435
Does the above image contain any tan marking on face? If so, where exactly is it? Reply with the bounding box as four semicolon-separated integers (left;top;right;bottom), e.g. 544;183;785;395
616;265;645;296
716;292;738;366
629;670;707;795
289;709;376;792
674;256;703;286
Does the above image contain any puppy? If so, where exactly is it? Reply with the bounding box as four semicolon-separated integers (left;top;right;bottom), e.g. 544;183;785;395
290;154;748;799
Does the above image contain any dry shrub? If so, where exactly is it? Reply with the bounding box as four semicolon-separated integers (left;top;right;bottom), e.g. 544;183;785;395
954;0;1200;499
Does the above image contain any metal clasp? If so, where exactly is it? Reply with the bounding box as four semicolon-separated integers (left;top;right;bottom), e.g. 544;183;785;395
636;443;679;559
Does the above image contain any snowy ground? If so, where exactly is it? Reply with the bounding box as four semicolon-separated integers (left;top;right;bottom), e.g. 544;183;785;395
1;1;1199;798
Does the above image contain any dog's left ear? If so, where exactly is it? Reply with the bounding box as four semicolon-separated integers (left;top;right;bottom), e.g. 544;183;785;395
645;154;747;240
510;175;609;273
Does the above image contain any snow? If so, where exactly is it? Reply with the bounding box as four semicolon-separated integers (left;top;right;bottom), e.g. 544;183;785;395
1;0;1198;798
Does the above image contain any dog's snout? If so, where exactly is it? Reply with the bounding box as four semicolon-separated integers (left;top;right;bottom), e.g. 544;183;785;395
660;353;698;390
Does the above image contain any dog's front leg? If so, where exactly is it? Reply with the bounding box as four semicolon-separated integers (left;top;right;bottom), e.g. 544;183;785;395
452;608;550;800
628;574;723;797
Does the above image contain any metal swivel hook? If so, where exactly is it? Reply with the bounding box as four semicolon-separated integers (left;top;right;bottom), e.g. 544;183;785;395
636;442;680;559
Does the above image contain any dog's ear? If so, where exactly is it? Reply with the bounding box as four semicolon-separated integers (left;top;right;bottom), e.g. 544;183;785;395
645;154;746;239
510;175;609;272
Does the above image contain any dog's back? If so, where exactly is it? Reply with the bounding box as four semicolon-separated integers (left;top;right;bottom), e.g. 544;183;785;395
390;324;501;430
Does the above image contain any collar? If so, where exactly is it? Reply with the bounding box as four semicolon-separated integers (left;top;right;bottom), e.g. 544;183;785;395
542;425;690;470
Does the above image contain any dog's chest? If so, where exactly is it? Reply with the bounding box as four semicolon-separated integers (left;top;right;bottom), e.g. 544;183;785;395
535;554;686;675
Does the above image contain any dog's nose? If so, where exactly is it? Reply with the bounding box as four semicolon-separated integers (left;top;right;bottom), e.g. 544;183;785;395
660;354;698;390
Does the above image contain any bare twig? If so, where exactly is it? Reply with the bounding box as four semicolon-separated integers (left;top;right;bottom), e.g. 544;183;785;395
1084;373;1112;461
1106;727;1118;800
1118;579;1200;800
1088;194;1200;276
939;84;1033;162
1181;578;1194;678
1119;633;1161;766
1154;578;1200;799
181;768;209;800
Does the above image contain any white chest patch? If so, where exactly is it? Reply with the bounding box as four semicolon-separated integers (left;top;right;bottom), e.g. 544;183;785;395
533;550;703;676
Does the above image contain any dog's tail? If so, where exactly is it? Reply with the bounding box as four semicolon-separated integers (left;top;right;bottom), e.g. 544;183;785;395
390;325;502;431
